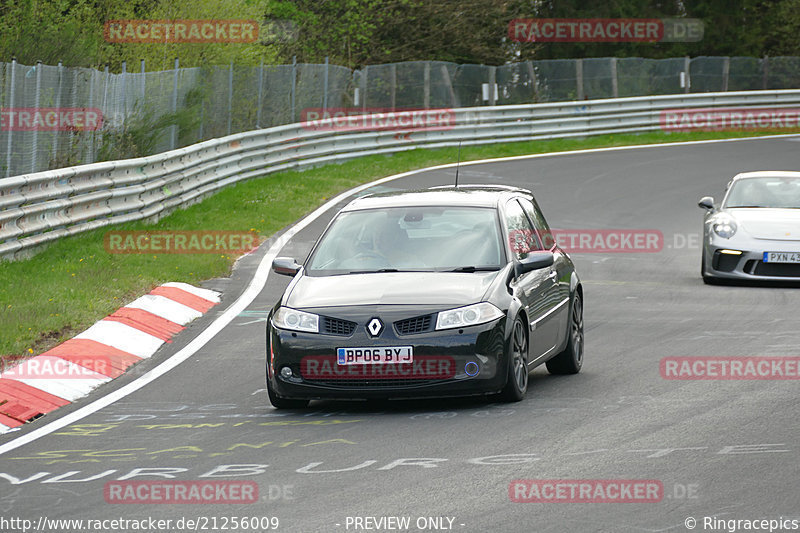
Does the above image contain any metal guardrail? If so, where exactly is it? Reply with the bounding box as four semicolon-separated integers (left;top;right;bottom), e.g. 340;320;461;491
2;89;800;260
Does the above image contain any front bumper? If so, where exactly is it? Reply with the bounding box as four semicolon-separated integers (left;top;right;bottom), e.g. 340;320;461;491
267;308;507;400
703;234;800;281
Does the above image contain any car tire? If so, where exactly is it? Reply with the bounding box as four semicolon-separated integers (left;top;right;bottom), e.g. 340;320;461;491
546;292;584;375
499;316;529;402
267;378;309;409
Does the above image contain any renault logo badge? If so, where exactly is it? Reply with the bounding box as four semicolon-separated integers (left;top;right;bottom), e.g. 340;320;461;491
367;318;383;337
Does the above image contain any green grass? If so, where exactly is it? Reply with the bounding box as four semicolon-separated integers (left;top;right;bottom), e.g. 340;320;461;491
1;129;796;361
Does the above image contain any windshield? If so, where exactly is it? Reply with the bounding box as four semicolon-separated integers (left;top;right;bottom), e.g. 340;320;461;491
724;176;800;208
306;206;505;275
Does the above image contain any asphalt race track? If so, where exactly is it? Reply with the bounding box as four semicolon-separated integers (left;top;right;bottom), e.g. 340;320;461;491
2;136;799;533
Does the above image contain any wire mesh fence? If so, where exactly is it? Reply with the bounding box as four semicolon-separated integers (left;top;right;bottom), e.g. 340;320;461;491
1;55;798;178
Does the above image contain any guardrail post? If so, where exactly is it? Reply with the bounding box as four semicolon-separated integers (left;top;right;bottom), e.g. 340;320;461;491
172;57;180;149
424;62;431;108
32;60;42;173
5;58;16;177
576;59;584;100
611;57;618;98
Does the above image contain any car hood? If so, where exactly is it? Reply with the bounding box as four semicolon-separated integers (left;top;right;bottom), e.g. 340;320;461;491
726;208;800;240
285;271;501;308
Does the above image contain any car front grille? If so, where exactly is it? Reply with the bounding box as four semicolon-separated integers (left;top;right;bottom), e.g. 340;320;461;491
322;316;357;336
394;314;433;335
746;260;800;277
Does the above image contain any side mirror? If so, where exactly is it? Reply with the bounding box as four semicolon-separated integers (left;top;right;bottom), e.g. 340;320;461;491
272;257;301;276
516;251;554;275
698;196;715;210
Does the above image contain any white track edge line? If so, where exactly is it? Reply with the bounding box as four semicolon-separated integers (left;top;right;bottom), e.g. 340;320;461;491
0;133;794;457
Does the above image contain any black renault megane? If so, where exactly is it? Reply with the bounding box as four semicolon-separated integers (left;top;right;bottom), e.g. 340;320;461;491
265;185;584;408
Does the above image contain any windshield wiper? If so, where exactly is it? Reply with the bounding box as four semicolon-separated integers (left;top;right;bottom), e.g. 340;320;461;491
347;268;400;274
448;266;500;272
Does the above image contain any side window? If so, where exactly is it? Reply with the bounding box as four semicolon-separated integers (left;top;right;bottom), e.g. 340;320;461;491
505;199;541;260
519;197;555;249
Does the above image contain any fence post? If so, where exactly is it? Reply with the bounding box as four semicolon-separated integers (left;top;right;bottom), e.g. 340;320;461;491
31;61;42;173
71;68;80;165
291;55;297;122
140;59;146;102
684;56;691;93
526;60;539;102
361;65;368;110
120;60;127;127
611;57;618;98
256;59;264;128
390;64;397;110
762;55;769;90
722;56;730;91
93;64;110;164
323;56;329;111
424;62;431;108
488;66;497;105
5;58;16;177
576;59;584;100
53;61;63;164
227;60;233;136
172;57;180;149
441;65;457;107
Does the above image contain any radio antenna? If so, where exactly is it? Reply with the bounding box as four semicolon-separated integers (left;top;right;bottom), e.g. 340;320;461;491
454;142;462;188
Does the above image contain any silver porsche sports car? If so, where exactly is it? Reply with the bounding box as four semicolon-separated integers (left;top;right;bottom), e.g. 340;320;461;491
699;171;800;283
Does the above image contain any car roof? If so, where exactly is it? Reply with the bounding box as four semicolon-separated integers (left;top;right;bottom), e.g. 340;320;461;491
731;171;800;182
342;185;533;211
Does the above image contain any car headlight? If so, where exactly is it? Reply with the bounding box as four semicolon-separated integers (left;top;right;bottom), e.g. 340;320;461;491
435;302;504;330
711;215;738;239
272;307;319;333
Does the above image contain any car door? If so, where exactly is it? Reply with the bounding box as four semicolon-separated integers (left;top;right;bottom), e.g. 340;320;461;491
518;197;571;342
504;198;560;358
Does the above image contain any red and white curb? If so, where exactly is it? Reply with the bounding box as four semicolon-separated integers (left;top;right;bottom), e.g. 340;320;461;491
0;282;220;434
